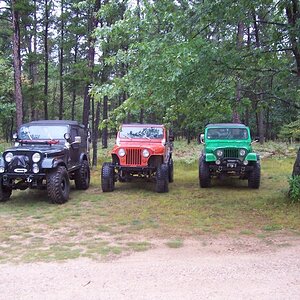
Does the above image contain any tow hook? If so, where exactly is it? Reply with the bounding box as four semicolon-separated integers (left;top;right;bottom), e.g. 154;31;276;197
26;176;33;183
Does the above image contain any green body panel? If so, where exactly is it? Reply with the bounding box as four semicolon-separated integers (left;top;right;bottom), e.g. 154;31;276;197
205;153;217;162
199;124;260;188
245;152;258;161
202;124;258;163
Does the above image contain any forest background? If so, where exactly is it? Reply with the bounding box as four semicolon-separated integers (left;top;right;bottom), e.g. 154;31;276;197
0;0;299;166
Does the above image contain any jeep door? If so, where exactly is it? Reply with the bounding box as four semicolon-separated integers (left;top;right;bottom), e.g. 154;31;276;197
69;126;81;169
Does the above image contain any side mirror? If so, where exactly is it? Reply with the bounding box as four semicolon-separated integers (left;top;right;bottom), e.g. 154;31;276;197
251;137;259;144
12;133;18;140
74;136;81;144
198;133;205;144
64;133;71;142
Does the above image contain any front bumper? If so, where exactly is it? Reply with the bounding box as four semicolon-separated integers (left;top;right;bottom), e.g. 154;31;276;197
207;158;256;175
0;172;47;189
115;165;156;173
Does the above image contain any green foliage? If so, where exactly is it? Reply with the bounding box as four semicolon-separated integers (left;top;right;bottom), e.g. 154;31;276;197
1;0;300;142
288;175;300;203
279;119;300;141
92;0;300;139
166;239;184;248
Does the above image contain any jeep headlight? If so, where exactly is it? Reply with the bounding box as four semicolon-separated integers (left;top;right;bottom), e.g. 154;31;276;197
5;152;13;163
216;150;223;157
32;152;41;163
142;149;150;158
0;167;4;173
239;149;246;156
118;148;126;157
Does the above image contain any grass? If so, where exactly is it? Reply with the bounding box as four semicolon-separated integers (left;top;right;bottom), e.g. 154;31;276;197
166;239;184;248
0;140;300;263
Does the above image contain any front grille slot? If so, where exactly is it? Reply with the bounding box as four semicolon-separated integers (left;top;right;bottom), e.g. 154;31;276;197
224;148;239;158
126;149;142;165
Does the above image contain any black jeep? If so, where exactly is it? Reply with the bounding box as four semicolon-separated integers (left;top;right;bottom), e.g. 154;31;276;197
0;120;90;204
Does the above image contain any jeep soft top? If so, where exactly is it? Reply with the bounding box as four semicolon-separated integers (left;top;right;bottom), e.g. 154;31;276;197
0;120;90;204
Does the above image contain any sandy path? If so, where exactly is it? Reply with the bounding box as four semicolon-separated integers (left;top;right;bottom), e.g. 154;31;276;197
1;237;300;300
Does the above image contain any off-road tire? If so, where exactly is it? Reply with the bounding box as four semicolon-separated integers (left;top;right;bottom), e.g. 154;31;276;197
199;159;211;188
0;182;12;202
74;160;90;190
156;164;169;193
47;166;70;204
168;159;174;183
248;162;260;189
101;162;115;192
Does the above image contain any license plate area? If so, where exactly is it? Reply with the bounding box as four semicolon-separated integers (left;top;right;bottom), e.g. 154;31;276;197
227;163;237;168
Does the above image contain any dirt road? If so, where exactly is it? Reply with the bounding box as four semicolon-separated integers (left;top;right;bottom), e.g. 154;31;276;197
1;236;300;300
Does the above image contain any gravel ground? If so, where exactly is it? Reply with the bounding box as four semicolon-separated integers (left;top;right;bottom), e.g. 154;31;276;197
1;236;300;300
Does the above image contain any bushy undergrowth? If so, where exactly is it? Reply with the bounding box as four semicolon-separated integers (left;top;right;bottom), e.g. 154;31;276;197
253;141;298;158
288;176;300;203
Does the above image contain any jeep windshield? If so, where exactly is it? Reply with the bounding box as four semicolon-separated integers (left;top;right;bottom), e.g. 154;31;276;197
207;128;248;140
120;126;163;139
18;125;68;141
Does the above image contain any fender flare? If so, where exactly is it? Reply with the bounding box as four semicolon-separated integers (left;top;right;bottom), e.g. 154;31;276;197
41;158;67;169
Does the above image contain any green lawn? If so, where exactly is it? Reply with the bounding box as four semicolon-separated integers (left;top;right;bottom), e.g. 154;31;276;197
0;140;299;263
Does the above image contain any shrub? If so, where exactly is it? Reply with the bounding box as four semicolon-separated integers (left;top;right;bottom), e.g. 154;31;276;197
288;175;300;202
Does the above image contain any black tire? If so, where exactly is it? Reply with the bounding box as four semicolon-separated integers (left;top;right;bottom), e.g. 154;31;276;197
47;166;70;204
0;182;12;202
101;162;115;192
74;160;90;190
156;163;169;193
168;159;174;183
248;162;260;189
199;159;211;188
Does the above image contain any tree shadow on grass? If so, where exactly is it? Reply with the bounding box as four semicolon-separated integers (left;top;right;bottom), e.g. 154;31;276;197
1;184;88;208
210;177;250;190
114;180;156;193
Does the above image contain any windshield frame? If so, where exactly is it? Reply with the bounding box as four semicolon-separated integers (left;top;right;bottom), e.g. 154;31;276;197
206;127;249;141
18;125;69;141
119;126;164;140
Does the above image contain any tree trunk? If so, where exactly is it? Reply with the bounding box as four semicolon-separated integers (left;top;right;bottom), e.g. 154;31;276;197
253;11;265;144
102;95;108;148
82;0;101;128
292;146;300;175
71;13;79;121
59;0;64;120
233;22;244;123
286;0;300;76
140;108;144;123
92;101;101;166
44;0;49;119
258;107;264;145
12;0;23;129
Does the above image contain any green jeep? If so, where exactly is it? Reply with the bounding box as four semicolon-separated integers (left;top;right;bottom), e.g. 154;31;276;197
199;123;260;188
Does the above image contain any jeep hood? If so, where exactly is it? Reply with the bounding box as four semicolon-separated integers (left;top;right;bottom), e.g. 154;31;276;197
4;144;66;155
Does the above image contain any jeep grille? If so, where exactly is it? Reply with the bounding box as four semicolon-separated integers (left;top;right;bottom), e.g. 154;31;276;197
224;148;239;158
126;149;142;165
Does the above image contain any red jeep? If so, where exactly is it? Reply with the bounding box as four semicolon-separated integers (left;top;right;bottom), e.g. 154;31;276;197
101;124;174;193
